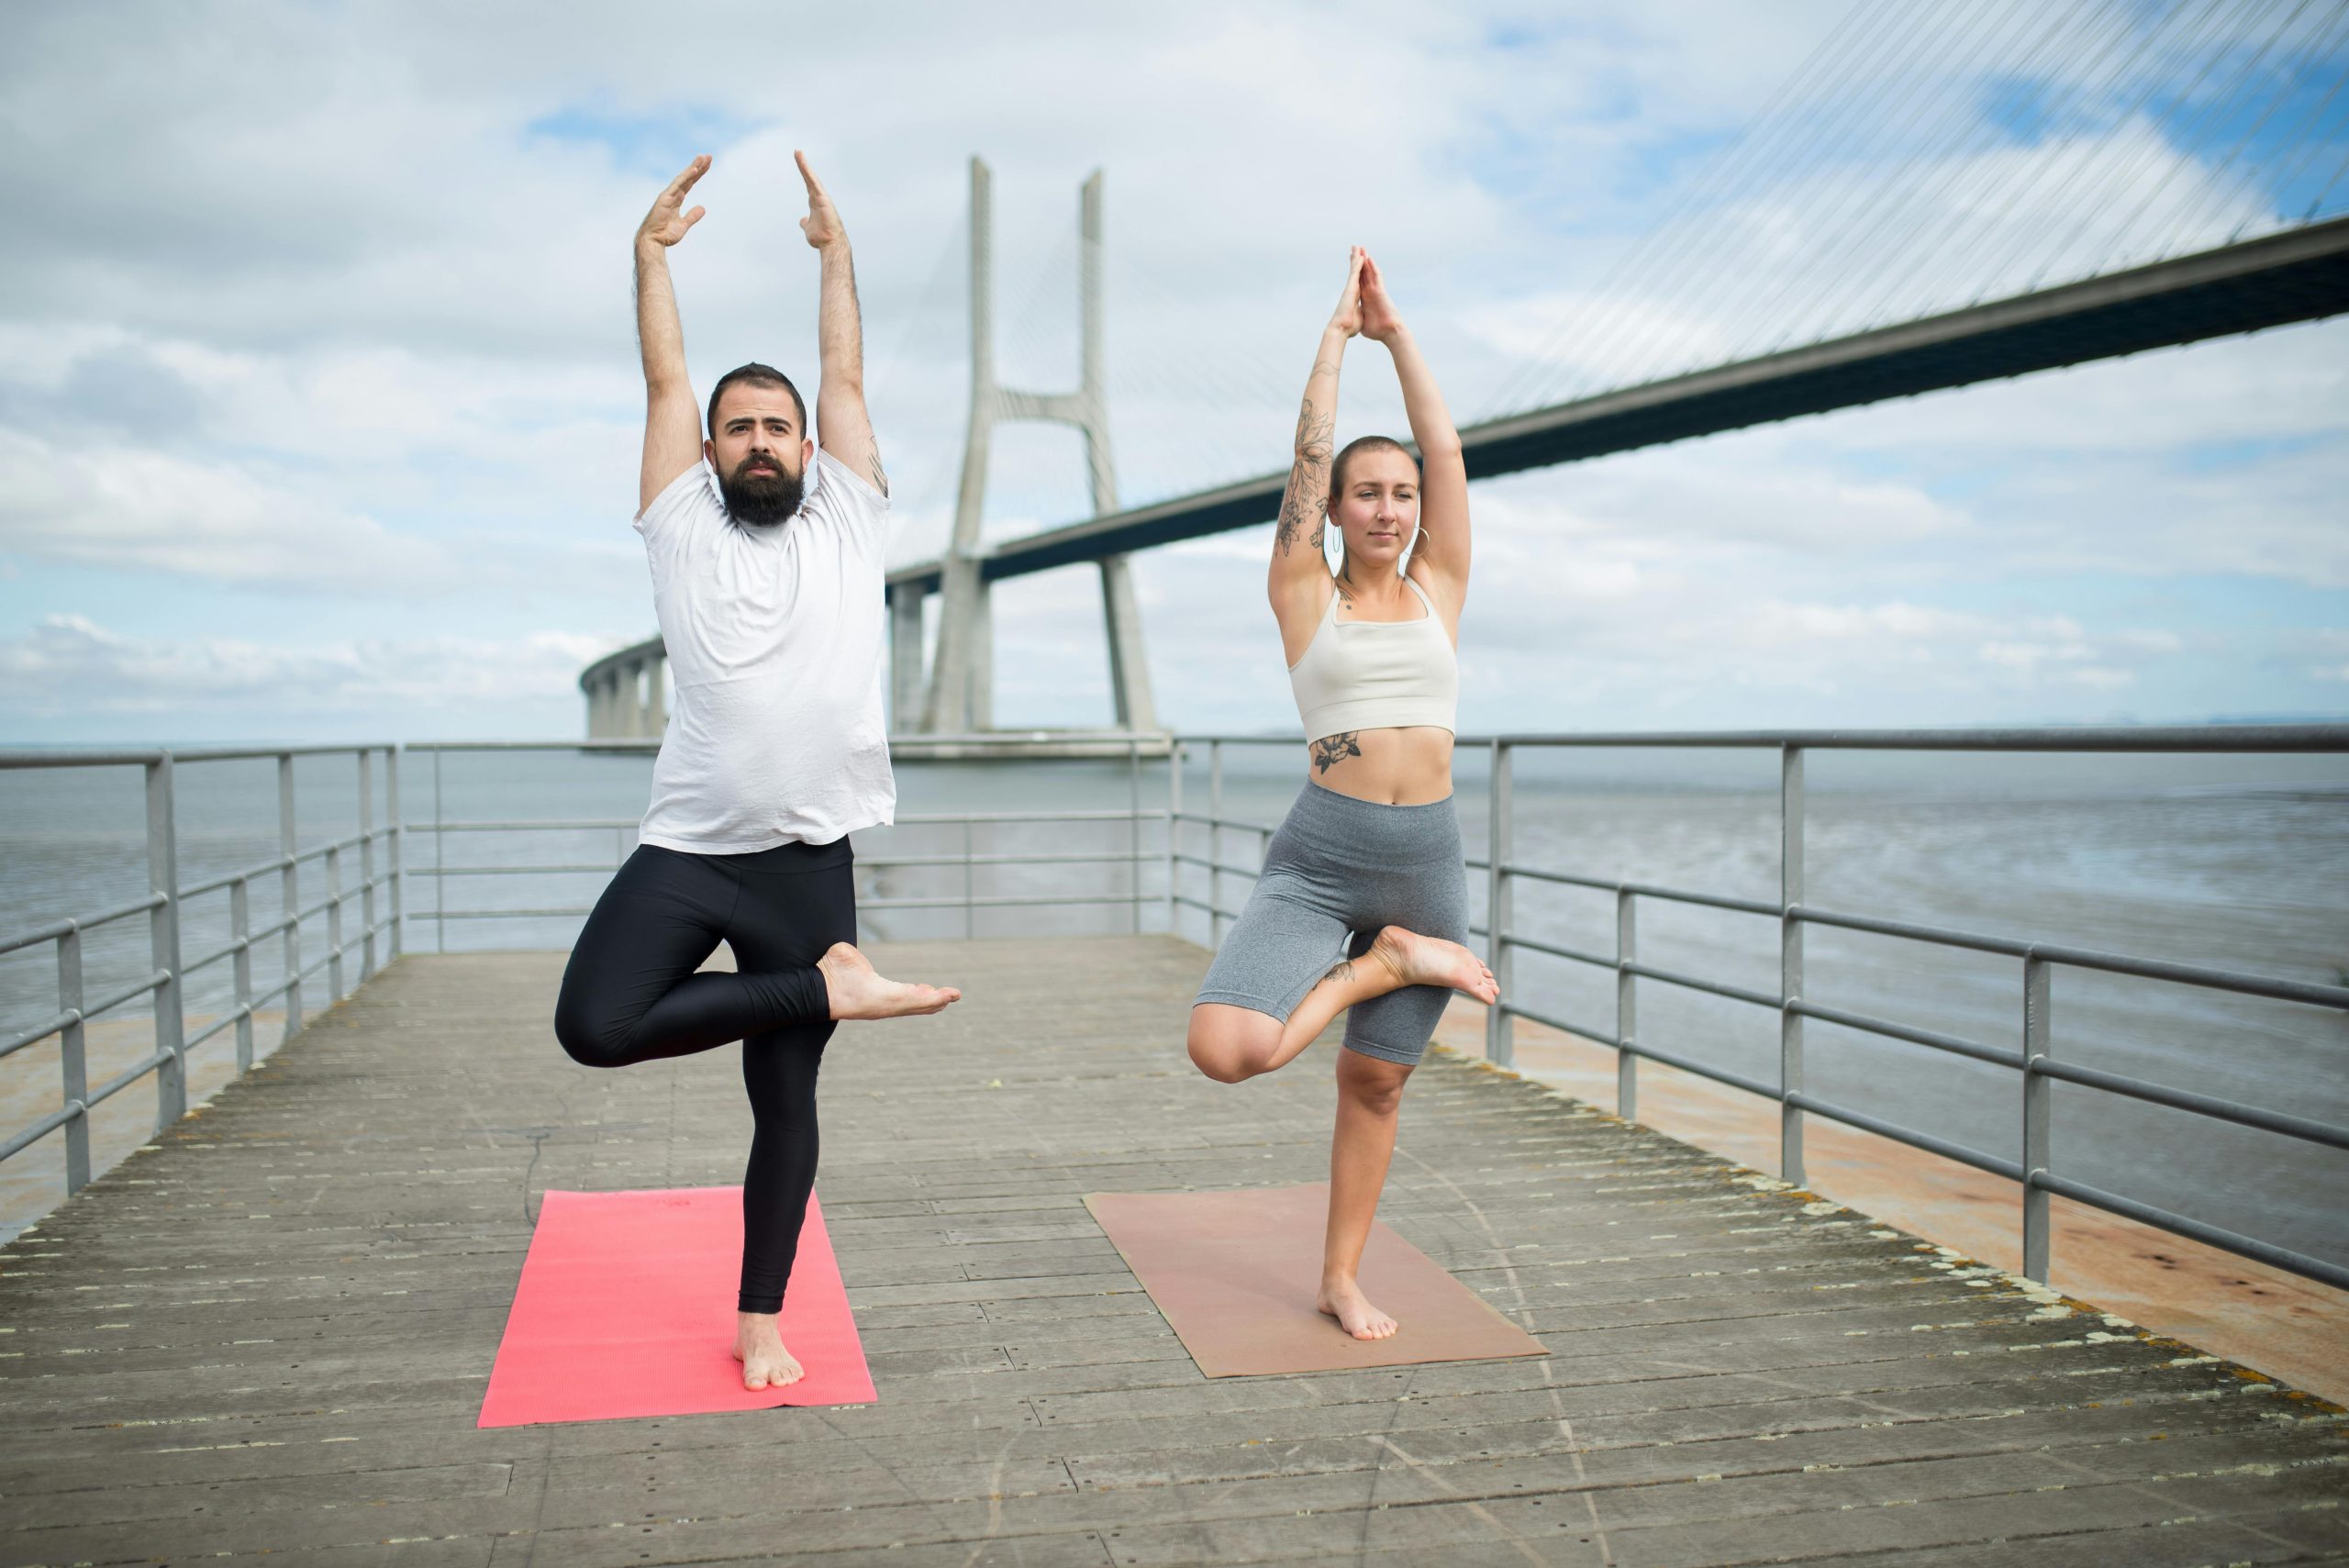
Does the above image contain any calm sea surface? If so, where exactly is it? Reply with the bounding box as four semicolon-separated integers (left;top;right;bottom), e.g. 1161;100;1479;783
3;741;2344;1267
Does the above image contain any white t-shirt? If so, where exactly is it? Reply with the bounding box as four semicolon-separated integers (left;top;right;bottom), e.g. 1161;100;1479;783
631;446;896;853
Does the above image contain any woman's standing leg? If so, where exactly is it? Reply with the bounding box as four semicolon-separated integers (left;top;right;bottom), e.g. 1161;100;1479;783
1319;1048;1414;1339
721;843;859;1391
1317;804;1476;1339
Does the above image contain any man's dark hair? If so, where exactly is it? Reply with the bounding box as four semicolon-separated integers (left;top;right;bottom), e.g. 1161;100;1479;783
1329;434;1419;499
707;362;807;440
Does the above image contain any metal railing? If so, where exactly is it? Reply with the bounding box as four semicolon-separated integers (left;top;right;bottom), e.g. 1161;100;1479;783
1167;727;2349;1295
406;740;1167;948
9;728;2343;1299
0;746;401;1196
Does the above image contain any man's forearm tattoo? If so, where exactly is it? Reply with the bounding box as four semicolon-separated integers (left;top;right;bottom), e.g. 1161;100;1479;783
1311;732;1362;773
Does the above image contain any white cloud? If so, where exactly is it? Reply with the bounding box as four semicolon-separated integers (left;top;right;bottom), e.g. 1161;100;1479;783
0;429;455;591
0;615;623;717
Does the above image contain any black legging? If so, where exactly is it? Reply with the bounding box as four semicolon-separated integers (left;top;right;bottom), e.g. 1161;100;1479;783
552;838;852;1314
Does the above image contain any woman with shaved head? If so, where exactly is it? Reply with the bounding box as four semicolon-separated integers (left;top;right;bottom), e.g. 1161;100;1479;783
1184;249;1495;1341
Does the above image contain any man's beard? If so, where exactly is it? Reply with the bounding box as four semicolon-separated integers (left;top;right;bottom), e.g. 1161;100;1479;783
718;455;805;528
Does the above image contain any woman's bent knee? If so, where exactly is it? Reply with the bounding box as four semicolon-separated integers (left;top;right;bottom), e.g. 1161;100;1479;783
1187;1005;1278;1084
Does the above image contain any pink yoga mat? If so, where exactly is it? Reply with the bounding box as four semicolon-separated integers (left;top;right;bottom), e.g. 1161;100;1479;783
478;1186;875;1427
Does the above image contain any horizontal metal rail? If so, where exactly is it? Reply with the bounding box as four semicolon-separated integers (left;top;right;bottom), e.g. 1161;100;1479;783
0;895;166;959
1789;997;2021;1070
0;971;168;1059
1787;1090;2026;1183
2035;1171;2349;1293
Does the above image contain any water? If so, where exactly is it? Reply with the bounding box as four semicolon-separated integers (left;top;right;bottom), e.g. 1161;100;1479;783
3;741;2344;1271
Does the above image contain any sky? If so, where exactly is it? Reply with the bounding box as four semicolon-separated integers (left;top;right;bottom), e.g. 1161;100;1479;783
1;0;2344;744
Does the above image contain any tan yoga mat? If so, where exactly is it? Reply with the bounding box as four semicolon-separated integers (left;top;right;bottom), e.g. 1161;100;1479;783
1084;1183;1548;1377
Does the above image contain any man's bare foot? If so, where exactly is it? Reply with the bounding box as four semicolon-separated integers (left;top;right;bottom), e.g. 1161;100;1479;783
732;1311;804;1391
1367;926;1497;1003
1317;1276;1398;1340
818;942;962;1020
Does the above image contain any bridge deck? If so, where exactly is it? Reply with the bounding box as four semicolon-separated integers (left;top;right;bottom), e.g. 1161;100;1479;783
2;938;2343;1567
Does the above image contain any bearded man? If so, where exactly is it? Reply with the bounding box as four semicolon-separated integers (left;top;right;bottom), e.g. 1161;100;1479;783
553;150;959;1393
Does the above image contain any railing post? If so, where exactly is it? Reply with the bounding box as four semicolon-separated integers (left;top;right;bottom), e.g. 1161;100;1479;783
1617;887;1637;1119
231;876;253;1072
145;755;186;1128
386;747;403;961
58;926;89;1195
1128;735;1141;935
1164;741;1182;936
358;750;377;981
1208;740;1224;951
433;748;446;954
1485;739;1513;1066
1780;742;1806;1186
279;754;303;1039
962;818;974;940
2023;952;2053;1283
326;843;345;1003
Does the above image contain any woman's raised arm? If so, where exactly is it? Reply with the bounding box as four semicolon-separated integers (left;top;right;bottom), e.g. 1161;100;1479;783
1360;256;1469;616
1268;250;1364;630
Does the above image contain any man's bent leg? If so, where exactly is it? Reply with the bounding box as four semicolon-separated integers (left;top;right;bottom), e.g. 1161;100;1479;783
553;847;829;1069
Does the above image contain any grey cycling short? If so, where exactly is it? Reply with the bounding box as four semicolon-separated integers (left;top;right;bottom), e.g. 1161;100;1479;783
1193;779;1471;1066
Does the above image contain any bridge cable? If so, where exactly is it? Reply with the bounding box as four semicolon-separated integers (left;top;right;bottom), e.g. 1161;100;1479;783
1926;0;2248;306
1545;0;2022;409
2208;0;2349;241
2267;28;2349;216
2043;0;2324;283
1568;0;2017;400
1475;0;1895;417
1731;0;2078;359
1835;0;2187;337
2131;0;2349;253
1988;0;2303;292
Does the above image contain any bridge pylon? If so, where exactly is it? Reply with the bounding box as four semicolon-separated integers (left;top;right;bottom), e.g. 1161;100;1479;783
907;157;1156;735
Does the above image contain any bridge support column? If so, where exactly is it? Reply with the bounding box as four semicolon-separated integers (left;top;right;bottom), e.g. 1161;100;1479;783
1078;172;1155;733
579;637;668;741
920;158;1155;735
889;584;927;732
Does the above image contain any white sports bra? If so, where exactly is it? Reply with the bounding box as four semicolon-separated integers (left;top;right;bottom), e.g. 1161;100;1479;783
1286;574;1459;744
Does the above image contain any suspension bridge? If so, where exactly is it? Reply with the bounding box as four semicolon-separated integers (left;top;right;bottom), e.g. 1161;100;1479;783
580;0;2349;745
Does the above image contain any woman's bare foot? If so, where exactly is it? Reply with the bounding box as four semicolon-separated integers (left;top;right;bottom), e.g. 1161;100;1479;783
1317;1276;1398;1340
1367;926;1497;1003
818;942;962;1020
732;1311;804;1391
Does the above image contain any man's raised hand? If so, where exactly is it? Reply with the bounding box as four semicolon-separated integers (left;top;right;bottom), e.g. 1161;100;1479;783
796;150;845;250
639;155;709;250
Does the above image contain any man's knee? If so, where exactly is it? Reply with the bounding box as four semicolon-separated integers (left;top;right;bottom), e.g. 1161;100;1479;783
553;986;632;1068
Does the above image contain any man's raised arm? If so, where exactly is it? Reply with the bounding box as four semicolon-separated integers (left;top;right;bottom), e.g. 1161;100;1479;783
795;150;885;498
636;155;710;513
